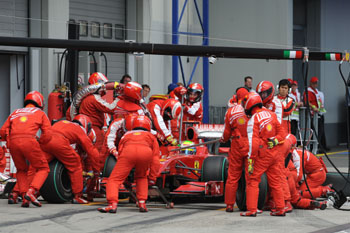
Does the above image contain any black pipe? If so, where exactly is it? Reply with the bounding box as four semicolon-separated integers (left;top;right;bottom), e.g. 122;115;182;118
66;24;80;94
0;36;344;61
100;52;108;76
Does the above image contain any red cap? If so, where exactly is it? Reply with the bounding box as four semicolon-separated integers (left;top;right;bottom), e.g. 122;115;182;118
287;78;293;84
310;77;318;83
292;80;298;85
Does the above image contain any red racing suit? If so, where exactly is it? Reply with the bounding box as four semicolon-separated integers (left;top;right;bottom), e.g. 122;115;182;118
99;118;126;170
106;130;160;203
147;99;173;140
113;96;144;119
220;104;249;206
277;95;294;133
79;94;119;151
0;106;51;195
265;96;283;125
292;148;327;198
40;120;99;194
246;107;286;213
304;87;322;113
287;161;316;209
183;101;203;122
0;146;5;173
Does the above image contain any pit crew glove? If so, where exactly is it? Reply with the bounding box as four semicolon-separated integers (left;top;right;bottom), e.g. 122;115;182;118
178;87;187;95
166;135;178;146
267;138;279;149
109;148;119;158
247;159;254;175
83;171;94;178
156;132;165;142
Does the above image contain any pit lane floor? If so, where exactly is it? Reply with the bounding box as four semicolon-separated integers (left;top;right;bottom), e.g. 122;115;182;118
0;148;349;233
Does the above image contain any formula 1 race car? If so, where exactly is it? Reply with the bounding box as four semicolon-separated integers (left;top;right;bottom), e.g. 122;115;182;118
39;123;229;204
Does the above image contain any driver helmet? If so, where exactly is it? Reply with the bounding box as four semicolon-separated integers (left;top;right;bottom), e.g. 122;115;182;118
180;140;196;155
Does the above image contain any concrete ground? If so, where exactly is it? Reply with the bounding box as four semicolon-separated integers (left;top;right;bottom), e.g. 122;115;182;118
0;147;349;233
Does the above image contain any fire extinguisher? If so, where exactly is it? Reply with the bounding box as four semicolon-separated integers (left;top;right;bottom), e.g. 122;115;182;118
48;84;65;122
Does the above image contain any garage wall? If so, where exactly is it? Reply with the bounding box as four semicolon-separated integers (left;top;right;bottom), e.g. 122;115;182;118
135;0;293;105
69;0;126;82
0;0;28;52
209;0;293;106
319;0;350;145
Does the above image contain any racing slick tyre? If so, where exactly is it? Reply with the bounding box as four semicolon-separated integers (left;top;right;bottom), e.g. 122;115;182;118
236;171;268;211
201;156;228;182
40;159;73;203
102;154;117;178
323;172;350;197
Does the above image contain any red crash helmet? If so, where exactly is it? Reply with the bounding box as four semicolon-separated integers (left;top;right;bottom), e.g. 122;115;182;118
285;134;297;147
124;81;143;101
88;72;108;85
256;80;275;105
187;83;204;103
88;128;96;144
73;114;92;134
132;115;152;131
236;87;250;102
162;99;181;120
24;91;44;109
242;92;263;116
124;114;138;131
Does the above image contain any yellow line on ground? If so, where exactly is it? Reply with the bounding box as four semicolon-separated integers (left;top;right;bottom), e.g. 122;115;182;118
83;201;106;206
82;198;130;206
316;150;348;157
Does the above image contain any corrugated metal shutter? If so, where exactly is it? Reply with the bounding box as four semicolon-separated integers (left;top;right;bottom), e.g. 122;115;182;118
69;0;126;81
0;0;28;37
0;0;28;52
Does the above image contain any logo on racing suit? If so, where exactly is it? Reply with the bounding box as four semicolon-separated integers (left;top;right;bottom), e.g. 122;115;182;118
237;117;246;125
19;116;28;122
266;123;272;131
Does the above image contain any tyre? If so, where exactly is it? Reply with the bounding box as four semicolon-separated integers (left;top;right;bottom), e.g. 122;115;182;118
102;155;117;178
323;172;350;197
201;156;228;182
236;171;268;211
40;159;72;203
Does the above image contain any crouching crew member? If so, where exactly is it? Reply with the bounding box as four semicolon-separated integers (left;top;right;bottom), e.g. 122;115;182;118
98;115;160;213
40;114;100;204
0;91;51;207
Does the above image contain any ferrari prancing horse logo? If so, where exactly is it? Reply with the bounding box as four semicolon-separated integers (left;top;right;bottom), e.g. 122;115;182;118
194;160;200;173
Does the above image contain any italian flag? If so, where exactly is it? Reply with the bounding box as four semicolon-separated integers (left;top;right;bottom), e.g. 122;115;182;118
325;53;341;61
283;50;302;59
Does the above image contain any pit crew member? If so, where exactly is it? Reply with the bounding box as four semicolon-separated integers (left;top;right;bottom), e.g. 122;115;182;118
0;91;51;207
98;115;160;213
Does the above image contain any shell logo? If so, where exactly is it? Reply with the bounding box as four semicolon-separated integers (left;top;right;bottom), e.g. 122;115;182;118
133;132;141;135
63;120;70;123
266;124;272;131
238;117;246;125
19;116;28;122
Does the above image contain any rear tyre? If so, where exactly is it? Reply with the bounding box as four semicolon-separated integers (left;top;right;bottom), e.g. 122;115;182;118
40;159;72;203
201;156;228;182
323;172;350;197
102;155;117;178
236;171;268;211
